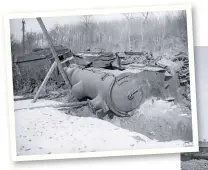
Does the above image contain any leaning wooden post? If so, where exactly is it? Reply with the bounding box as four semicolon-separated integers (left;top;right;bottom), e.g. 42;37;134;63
32;17;72;102
36;17;71;88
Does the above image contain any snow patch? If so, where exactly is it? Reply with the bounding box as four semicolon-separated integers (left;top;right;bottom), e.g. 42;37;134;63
14;98;192;156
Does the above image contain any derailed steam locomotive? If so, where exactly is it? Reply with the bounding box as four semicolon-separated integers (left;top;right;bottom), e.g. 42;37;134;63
63;51;187;118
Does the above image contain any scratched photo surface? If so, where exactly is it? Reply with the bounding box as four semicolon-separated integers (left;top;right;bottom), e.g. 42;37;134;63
9;8;196;160
181;47;208;170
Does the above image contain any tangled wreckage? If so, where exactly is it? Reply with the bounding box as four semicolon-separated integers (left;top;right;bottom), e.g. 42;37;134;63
15;45;190;118
61;50;190;118
19;18;190;119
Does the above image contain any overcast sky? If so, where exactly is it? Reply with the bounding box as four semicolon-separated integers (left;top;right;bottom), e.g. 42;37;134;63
194;47;208;141
10;14;124;40
10;11;180;41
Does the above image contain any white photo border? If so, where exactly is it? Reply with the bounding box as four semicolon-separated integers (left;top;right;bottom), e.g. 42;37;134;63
4;4;199;162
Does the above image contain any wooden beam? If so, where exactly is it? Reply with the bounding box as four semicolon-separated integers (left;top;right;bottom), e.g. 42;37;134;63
15;94;48;101
15;101;88;111
32;61;57;103
36;17;72;89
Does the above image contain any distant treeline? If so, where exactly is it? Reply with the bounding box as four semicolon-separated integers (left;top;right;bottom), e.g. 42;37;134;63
11;11;187;58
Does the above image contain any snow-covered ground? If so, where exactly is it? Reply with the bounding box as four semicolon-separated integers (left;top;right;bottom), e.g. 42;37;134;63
14;96;25;100
14;99;191;156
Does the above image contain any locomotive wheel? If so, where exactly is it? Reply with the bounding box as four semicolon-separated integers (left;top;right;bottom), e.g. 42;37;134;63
172;54;191;108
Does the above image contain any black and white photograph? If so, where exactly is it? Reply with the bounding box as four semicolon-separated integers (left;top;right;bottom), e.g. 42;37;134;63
6;5;198;161
181;47;208;170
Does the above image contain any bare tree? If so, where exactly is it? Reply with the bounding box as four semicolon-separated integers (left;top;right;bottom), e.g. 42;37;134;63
81;15;92;49
24;32;40;53
122;13;135;21
139;12;150;49
122;13;136;50
11;34;22;57
178;11;187;48
142;12;149;24
81;15;92;28
12;11;188;54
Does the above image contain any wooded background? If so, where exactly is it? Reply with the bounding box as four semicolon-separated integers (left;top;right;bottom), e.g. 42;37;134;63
11;10;187;57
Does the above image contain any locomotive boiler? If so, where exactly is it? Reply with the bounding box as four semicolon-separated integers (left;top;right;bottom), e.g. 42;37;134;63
64;64;172;117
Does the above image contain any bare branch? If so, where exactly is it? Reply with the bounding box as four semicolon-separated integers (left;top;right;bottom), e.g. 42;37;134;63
142;12;149;24
122;13;135;22
81;15;92;28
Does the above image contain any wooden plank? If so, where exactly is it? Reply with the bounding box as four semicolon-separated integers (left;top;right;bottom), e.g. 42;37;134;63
32;61;57;103
14;94;48;101
15;101;88;111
